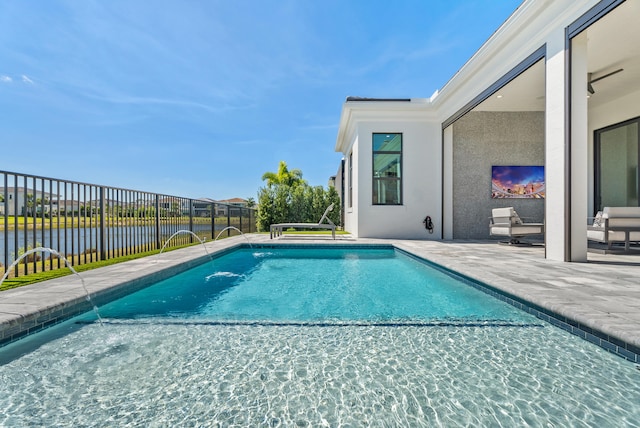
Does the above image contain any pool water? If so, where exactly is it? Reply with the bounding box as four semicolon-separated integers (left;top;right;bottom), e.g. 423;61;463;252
97;247;534;323
0;247;639;426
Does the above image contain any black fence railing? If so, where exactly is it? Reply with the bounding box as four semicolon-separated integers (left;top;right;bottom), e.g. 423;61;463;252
0;170;256;280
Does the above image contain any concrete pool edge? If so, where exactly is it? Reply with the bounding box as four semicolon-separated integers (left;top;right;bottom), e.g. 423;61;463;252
1;236;639;364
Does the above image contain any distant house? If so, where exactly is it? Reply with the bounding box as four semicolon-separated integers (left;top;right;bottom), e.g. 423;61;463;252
51;199;81;215
0;187;56;216
193;198;216;217
217;198;249;207
214;198;249;216
157;197;190;216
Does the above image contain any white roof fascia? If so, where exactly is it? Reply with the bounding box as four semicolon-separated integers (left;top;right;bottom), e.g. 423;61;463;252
335;99;434;153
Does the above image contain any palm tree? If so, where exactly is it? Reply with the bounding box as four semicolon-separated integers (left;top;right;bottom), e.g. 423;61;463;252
261;161;305;187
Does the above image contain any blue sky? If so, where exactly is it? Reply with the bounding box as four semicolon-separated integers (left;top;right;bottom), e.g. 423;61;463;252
0;0;521;200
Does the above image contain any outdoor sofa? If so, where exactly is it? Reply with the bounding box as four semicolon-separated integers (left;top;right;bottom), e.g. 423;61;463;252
587;206;640;252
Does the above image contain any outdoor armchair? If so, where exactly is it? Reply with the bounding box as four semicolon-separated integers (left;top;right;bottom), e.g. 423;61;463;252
489;207;544;245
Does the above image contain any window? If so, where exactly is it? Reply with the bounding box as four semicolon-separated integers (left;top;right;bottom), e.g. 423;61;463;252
594;116;640;212
372;133;402;205
348;151;353;208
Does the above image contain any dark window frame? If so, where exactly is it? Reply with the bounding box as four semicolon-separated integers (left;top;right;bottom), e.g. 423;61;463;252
372;133;403;206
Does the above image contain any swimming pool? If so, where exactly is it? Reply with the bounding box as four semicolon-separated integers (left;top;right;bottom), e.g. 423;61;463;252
0;246;639;426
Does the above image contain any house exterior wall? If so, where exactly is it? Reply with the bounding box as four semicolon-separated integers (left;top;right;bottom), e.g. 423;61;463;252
0;188;48;216
452;111;545;239
4;191;24;216
344;133;359;237
353;120;441;239
334;159;345;227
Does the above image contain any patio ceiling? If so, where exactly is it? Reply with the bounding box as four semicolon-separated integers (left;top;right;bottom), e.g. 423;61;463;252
585;0;640;108
474;0;640;113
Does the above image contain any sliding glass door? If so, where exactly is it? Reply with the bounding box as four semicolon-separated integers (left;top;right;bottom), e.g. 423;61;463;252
594;117;640;212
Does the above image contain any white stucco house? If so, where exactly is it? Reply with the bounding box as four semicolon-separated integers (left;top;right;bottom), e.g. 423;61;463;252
334;0;640;262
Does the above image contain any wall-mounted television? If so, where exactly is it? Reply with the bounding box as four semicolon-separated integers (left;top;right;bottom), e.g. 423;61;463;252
491;165;545;199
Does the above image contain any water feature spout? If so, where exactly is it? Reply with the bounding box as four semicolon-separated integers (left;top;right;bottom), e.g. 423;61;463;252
156;230;211;262
215;226;253;248
0;247;103;325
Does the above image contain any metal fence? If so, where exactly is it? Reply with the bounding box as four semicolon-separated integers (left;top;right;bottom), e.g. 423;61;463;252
1;170;256;280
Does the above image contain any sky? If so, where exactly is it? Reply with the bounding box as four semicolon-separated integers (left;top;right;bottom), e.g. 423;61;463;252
0;0;522;201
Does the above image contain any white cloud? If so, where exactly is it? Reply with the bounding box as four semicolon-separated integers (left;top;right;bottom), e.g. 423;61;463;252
1;75;13;83
21;75;34;84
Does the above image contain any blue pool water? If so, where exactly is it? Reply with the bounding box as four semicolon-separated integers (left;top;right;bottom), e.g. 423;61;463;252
1;246;639;427
97;247;533;323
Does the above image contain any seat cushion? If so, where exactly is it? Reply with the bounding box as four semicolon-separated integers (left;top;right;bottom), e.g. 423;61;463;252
587;228;607;242
490;225;511;236
510;224;543;235
491;207;522;225
604;207;640;218
587;228;640;243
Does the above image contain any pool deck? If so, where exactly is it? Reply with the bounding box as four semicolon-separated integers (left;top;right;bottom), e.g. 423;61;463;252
1;234;639;362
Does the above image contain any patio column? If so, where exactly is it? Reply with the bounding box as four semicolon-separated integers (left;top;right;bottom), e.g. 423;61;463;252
545;29;569;261
569;33;589;262
442;125;453;240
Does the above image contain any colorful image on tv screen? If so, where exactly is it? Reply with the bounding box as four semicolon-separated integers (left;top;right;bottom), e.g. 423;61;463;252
491;165;545;199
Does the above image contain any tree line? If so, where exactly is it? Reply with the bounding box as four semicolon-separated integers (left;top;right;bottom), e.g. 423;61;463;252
257;161;340;231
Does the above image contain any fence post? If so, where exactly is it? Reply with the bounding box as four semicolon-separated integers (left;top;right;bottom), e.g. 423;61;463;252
211;203;215;240
2;173;8;270
189;199;194;243
155;194;161;250
99;187;107;260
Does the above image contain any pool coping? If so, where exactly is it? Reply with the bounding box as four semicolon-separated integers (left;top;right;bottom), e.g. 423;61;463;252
1;236;639;364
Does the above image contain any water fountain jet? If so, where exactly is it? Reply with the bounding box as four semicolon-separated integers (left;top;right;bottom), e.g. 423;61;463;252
156;230;211;262
0;247;103;324
215;226;253;248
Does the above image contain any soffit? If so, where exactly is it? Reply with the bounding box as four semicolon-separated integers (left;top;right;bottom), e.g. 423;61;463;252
585;0;640;108
474;0;640;112
473;59;545;112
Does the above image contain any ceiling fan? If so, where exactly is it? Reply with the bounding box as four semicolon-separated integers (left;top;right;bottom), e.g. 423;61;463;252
588;68;623;94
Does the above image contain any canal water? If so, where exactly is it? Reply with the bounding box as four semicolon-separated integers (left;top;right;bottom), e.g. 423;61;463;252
0;223;234;263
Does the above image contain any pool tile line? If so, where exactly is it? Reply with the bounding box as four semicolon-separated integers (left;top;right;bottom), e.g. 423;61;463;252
250;243;395;250
74;319;547;328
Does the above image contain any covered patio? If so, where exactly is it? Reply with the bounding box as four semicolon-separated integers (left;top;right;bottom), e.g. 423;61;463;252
440;0;640;262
